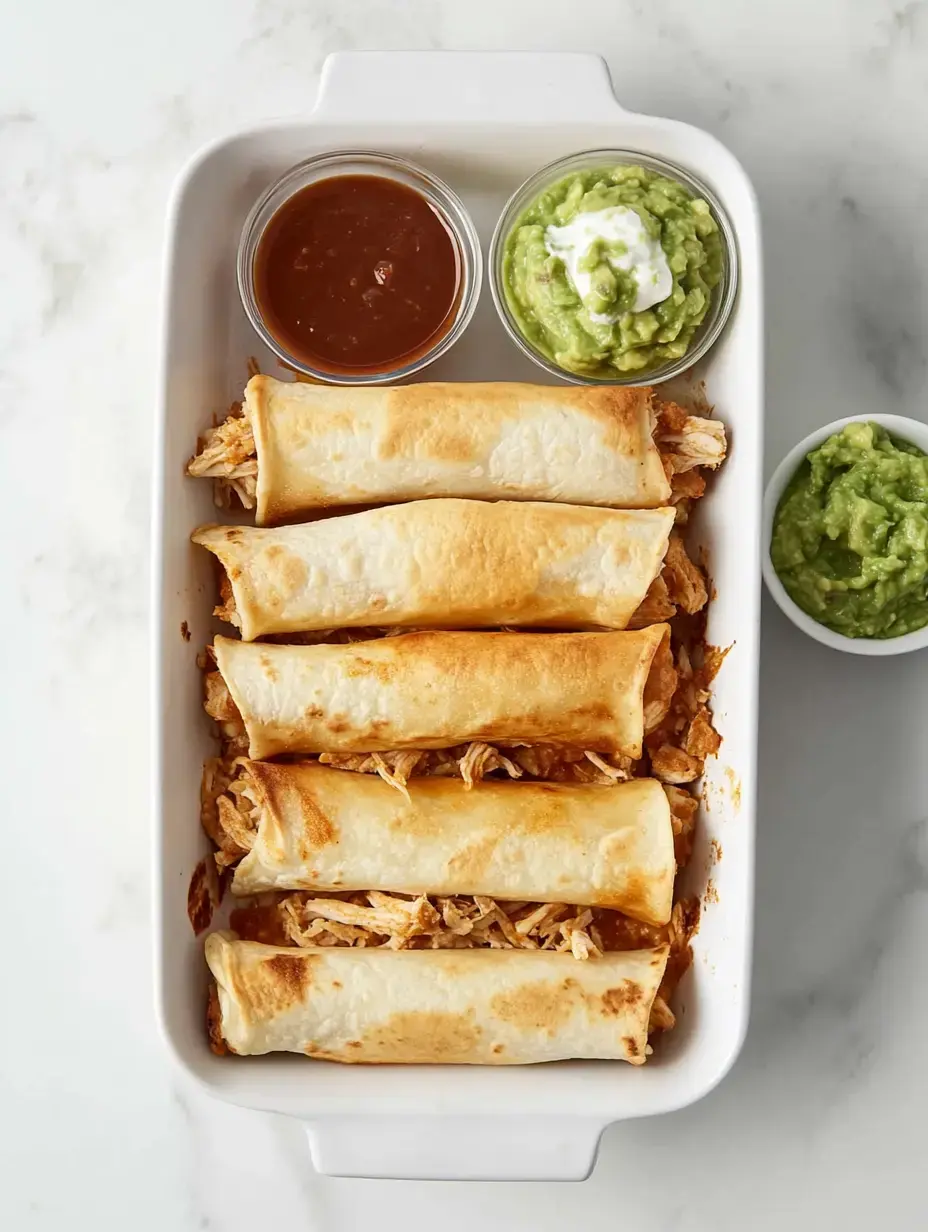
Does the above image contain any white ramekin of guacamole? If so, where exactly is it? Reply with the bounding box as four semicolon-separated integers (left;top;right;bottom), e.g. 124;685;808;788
763;414;928;656
490;150;738;385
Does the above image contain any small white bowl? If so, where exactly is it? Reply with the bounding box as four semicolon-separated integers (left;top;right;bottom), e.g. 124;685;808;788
763;413;928;656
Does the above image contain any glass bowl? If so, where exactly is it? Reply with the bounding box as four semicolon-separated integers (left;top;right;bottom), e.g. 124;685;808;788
488;148;739;386
237;150;482;385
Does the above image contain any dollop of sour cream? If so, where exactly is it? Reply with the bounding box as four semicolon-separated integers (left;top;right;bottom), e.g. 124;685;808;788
544;206;672;321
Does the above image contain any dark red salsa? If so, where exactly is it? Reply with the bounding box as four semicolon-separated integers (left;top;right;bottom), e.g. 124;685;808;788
253;174;461;375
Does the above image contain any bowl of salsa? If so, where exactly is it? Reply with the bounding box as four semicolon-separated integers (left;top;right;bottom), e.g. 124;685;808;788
764;414;928;655
237;151;481;384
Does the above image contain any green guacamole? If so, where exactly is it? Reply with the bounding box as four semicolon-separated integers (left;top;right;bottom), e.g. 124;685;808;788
502;164;723;377
771;422;928;639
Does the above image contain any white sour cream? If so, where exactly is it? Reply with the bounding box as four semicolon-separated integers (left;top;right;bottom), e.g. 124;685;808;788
544;206;672;321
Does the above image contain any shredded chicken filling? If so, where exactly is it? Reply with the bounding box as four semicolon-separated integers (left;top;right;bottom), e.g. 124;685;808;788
645;641;722;786
654;400;727;475
187;409;258;510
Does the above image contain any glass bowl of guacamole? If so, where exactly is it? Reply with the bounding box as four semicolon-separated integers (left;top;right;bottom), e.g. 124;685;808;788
764;415;928;655
489;150;738;385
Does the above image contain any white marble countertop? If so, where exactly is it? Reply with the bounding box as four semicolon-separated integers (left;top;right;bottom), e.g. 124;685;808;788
4;0;928;1226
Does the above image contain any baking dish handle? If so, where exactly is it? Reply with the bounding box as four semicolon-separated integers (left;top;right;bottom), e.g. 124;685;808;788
304;1115;607;1181
313;50;626;125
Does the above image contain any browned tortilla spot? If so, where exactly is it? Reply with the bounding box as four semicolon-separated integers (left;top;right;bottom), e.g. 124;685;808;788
490;980;575;1034
345;656;395;682
375;383;653;465
261;545;308;594
186;857;216;936
207;984;229;1055
258;652;279;682
600;980;644;1016
250;762;338;850
245;951;314;1017
343;1011;483;1062
296;798;336;851
445;834;498;882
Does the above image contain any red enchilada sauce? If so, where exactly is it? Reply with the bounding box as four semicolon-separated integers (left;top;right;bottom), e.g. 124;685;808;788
253;175;461;375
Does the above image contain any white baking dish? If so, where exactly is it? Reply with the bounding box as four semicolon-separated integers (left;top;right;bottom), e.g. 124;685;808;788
153;50;763;1182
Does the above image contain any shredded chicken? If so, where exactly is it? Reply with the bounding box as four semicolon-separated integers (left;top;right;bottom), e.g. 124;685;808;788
669;468;707;506
200;754;261;869
629;575;677;629
202;669;249;757
214;574;240;628
648;995;676;1033
582;750;627;781
285;892;441;948
643;636;722;787
317;749;420;796
650;744;704;785
664;785;699;867
238;889;606;960
663;533;709;615
203;670;239;723
319;743;630;792
459;742;523;788
684;706;723;759
509;746;633;783
187;410;258;510
642;632;677;732
655;401;727;474
629;537;707;628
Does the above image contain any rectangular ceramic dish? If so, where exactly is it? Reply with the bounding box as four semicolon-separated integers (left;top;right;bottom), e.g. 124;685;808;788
153;49;763;1181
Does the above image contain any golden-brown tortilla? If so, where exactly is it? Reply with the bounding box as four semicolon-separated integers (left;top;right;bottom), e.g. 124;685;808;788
205;933;670;1064
192;499;676;640
212;626;670;760
231;765;675;925
244;375;671;523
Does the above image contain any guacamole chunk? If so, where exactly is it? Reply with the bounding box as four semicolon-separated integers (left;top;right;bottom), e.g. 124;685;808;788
502;164;723;377
771;422;928;639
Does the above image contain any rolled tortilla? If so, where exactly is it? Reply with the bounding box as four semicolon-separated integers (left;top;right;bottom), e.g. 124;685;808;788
205;933;670;1064
252;376;669;522
212;625;672;760
231;765;674;925
193;499;676;640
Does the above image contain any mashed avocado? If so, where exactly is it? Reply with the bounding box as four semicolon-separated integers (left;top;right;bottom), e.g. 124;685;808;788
771;422;928;639
502;164;723;377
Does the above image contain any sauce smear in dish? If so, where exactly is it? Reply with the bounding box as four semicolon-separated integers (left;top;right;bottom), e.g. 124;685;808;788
253;174;461;375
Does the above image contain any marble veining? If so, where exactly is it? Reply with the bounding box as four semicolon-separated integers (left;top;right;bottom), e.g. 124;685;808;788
3;0;928;1228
